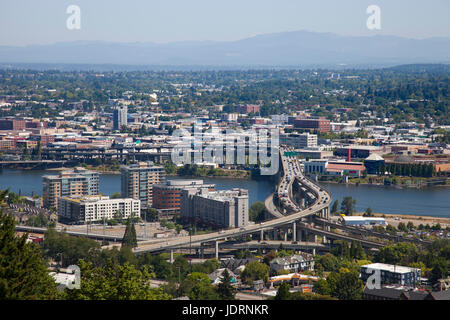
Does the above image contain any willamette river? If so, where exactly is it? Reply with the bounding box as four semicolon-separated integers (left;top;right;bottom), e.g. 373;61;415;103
0;169;449;218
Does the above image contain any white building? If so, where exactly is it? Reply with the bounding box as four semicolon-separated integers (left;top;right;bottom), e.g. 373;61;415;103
339;216;386;226
281;132;317;149
58;195;140;223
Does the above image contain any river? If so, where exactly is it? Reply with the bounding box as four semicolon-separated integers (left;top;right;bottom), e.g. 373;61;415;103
0;169;448;217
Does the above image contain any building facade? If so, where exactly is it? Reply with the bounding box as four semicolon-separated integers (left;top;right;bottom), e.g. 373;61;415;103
293;117;330;133
113;106;127;131
280;132;317;149
121;161;165;208
58;195;140;223
360;263;421;287
43;168;99;209
180;188;249;228
152;179;215;211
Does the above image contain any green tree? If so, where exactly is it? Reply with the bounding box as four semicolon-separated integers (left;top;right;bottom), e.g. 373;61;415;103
111;192;121;199
181;272;219;300
331;200;339;215
273;282;291;300
122;218;137;248
249;201;266;222
240;261;269;284
333;271;363;300
216;269;236;300
341;196;356;216
0;211;58;299
63;260;171;300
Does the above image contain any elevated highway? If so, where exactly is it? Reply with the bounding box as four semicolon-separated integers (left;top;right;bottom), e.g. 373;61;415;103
134;148;334;255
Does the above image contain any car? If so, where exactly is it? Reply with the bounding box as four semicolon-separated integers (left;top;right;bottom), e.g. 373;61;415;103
259;222;265;225
218;230;225;234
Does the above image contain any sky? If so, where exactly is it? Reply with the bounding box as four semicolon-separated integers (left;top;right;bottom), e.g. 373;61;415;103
0;0;449;46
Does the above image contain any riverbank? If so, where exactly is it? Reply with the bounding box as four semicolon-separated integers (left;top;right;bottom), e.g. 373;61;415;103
321;176;450;189
351;212;450;229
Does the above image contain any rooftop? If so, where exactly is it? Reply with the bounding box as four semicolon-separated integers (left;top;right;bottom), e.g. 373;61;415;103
361;263;420;274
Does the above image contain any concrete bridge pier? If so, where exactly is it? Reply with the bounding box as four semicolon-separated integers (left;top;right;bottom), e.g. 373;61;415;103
284;229;288;242
292;222;296;242
170;250;174;264
260;229;264;241
273;229;277;240
215;241;219;259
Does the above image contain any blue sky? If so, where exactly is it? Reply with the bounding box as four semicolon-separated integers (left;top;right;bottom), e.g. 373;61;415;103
1;0;449;46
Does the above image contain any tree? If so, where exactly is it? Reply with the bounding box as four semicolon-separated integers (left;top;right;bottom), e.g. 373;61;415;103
111;192;121;199
216;269;236;300
398;222;408;232
333;271;363;300
240;261;269;284
249;201;266;222
0;211;58;299
331;200;339;215
363;207;373;217
146;208;158;222
273;282;291;300
122;218;137;248
181;272;219;300
341;196;356;216
263;250;277;266
62;260;171;300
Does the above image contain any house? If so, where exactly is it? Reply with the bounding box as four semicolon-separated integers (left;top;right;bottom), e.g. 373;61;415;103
220;258;259;274
362;286;429;300
269;253;314;273
208;268;237;286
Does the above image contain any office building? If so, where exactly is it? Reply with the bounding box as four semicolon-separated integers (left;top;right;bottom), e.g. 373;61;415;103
113;105;127;131
293;117;330;133
121;161;165;208
58;195;140;223
180;188;249;228
0;118;26;130
43;168;99;209
152;179;215;211
280;132;317;149
360;263;421;287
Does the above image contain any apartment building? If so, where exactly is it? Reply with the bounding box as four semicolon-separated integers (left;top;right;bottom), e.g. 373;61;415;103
58;195;140;223
42;168;99;209
121;161;165;208
180;188;249;228
152;179;215;211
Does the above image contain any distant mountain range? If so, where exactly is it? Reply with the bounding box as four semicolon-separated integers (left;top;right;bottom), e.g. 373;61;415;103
0;30;449;68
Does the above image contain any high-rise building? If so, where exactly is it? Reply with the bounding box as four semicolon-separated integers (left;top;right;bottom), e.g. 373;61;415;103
42;167;99;209
121;161;165;208
152;179;215;212
180;188;249;228
58;195;140;223
113;106;127;131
